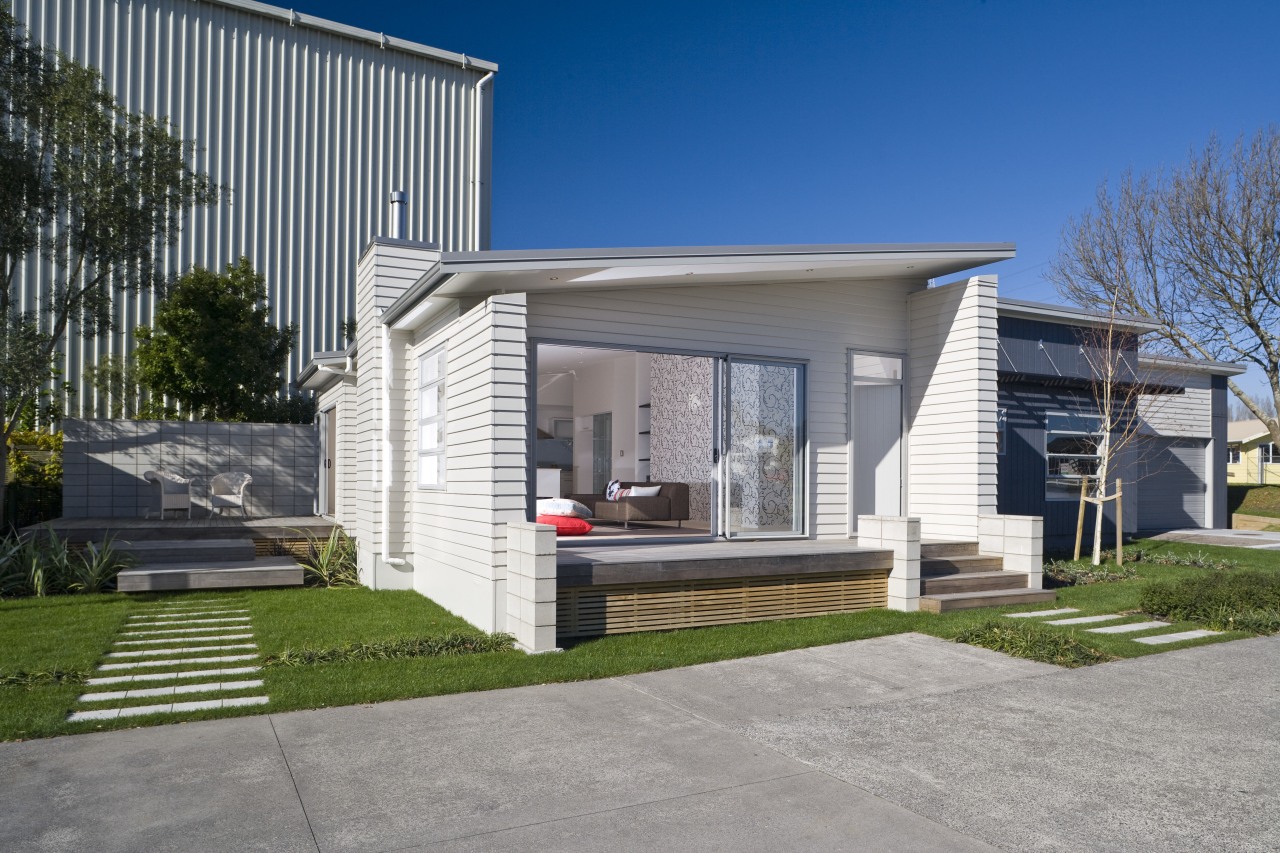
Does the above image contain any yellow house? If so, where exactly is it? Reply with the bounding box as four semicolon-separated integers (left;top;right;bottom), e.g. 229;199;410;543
1226;419;1279;484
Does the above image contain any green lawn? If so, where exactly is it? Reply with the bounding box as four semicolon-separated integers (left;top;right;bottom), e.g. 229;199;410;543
2;537;1274;742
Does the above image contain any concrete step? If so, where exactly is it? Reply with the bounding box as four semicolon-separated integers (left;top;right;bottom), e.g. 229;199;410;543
920;541;980;559
920;571;1028;595
117;557;302;592
919;588;1058;613
115;538;256;566
921;555;1005;576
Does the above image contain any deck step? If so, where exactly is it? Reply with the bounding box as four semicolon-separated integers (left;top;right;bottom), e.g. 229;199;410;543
920;570;1028;595
114;538;256;565
921;555;1005;576
116;556;303;592
919;541;980;559
919;588;1057;613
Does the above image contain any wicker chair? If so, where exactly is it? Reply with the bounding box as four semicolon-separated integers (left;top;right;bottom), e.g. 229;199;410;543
143;470;192;519
210;472;252;517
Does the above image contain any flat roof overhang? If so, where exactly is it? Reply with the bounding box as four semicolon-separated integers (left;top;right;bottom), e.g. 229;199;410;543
384;242;1016;329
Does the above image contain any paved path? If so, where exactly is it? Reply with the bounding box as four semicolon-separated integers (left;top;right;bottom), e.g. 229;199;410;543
2;633;1276;852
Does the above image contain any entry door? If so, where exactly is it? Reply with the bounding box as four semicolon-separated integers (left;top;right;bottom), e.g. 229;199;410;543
850;353;904;529
321;407;337;516
721;358;804;538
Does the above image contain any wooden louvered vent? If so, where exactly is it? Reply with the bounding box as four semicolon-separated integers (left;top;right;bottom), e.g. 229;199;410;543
557;569;889;638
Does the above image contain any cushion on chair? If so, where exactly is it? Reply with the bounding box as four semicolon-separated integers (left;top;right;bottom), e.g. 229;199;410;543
536;514;593;536
535;498;593;519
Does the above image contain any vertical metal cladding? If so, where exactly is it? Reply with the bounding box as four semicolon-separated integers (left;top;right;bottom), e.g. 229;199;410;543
11;0;495;415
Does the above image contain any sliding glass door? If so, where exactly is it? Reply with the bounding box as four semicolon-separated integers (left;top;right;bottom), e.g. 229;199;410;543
722;358;804;538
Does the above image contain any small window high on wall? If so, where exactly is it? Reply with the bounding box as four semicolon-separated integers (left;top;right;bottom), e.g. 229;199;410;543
418;346;447;488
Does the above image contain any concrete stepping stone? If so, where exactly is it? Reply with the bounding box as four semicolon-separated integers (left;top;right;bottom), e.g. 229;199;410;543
1086;621;1170;634
67;695;269;722
129;609;249;619
97;654;258;671
124;617;250;627
79;679;265;702
106;644;256;658
1134;629;1221;645
1044;614;1126;626
86;666;261;686
121;625;243;636
1005;608;1079;618
115;634;253;645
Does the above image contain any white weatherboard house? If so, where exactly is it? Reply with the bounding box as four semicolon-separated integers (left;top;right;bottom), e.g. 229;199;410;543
302;239;1059;650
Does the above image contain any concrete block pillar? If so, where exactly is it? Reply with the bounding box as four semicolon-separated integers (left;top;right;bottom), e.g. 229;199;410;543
858;515;921;612
505;521;559;653
978;514;1044;589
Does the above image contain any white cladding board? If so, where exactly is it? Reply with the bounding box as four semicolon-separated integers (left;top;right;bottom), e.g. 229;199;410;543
13;0;491;415
1138;438;1207;530
906;278;999;540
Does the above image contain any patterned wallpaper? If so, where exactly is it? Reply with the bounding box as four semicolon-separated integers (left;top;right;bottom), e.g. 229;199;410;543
650;354;714;523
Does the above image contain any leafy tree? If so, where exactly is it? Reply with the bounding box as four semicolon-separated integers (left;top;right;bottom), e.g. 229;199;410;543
135;257;310;423
0;3;215;521
1051;126;1280;446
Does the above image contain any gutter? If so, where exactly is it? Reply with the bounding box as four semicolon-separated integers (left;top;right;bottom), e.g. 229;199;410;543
471;65;495;251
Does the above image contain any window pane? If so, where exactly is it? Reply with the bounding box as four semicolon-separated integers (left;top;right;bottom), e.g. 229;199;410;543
1047;435;1098;455
420;422;439;450
420;352;442;382
1047;456;1099;478
421;385;439;418
1046;412;1101;434
852;354;901;380
418;453;441;486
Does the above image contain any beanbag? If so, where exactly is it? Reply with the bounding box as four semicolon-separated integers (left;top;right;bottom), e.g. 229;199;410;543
535;498;593;519
536;514;593;536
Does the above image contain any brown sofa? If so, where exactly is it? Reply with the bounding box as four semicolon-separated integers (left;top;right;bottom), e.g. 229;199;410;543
569;482;690;528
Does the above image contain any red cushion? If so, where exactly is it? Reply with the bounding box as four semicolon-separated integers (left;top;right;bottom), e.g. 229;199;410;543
536;514;593;536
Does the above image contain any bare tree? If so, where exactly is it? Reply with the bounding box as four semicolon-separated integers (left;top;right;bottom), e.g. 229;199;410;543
1069;299;1175;565
1051;126;1280;447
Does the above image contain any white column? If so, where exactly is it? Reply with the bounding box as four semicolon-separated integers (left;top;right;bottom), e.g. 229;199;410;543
505;521;559;653
978;514;1044;589
858;515;921;612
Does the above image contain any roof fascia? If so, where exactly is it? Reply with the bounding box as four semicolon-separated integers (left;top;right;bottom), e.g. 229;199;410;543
199;0;497;71
997;297;1158;333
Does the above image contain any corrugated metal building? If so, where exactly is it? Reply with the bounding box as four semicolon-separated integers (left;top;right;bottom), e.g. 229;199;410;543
11;0;496;415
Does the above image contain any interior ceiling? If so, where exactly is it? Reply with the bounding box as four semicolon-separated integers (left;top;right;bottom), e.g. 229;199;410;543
536;344;642;376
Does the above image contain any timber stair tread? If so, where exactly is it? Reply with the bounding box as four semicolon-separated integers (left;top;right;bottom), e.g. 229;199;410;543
919;541;979;559
920;587;1057;613
116;556;302;592
921;555;1005;576
920;570;1029;595
116;538;256;565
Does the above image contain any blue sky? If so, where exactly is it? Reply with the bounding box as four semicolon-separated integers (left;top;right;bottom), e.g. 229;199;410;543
300;0;1276;386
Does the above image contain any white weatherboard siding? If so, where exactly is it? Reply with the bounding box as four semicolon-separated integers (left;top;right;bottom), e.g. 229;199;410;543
13;0;493;415
1139;372;1212;439
907;277;999;540
351;241;442;589
524;278;924;538
409;295;528;632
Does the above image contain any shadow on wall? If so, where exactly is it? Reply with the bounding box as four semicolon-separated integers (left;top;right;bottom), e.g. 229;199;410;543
62;419;318;518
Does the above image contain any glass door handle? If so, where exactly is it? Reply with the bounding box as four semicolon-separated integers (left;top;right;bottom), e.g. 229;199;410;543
712;448;720;463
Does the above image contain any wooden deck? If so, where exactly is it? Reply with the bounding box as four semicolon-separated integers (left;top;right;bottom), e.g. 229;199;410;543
556;539;895;638
28;516;337;547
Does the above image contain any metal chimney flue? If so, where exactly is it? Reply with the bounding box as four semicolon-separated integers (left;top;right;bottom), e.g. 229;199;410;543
389;190;407;239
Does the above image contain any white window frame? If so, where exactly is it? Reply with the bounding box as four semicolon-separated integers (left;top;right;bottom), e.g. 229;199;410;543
1261;443;1276;465
417;345;447;489
1227;447;1241;465
1045;411;1103;501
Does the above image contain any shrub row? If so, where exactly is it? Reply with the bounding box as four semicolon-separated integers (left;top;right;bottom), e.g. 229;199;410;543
1139;570;1280;634
264;632;516;667
953;620;1114;668
0;532;132;598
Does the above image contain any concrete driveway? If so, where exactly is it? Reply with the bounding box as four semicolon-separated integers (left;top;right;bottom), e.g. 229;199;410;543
2;632;1276;852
